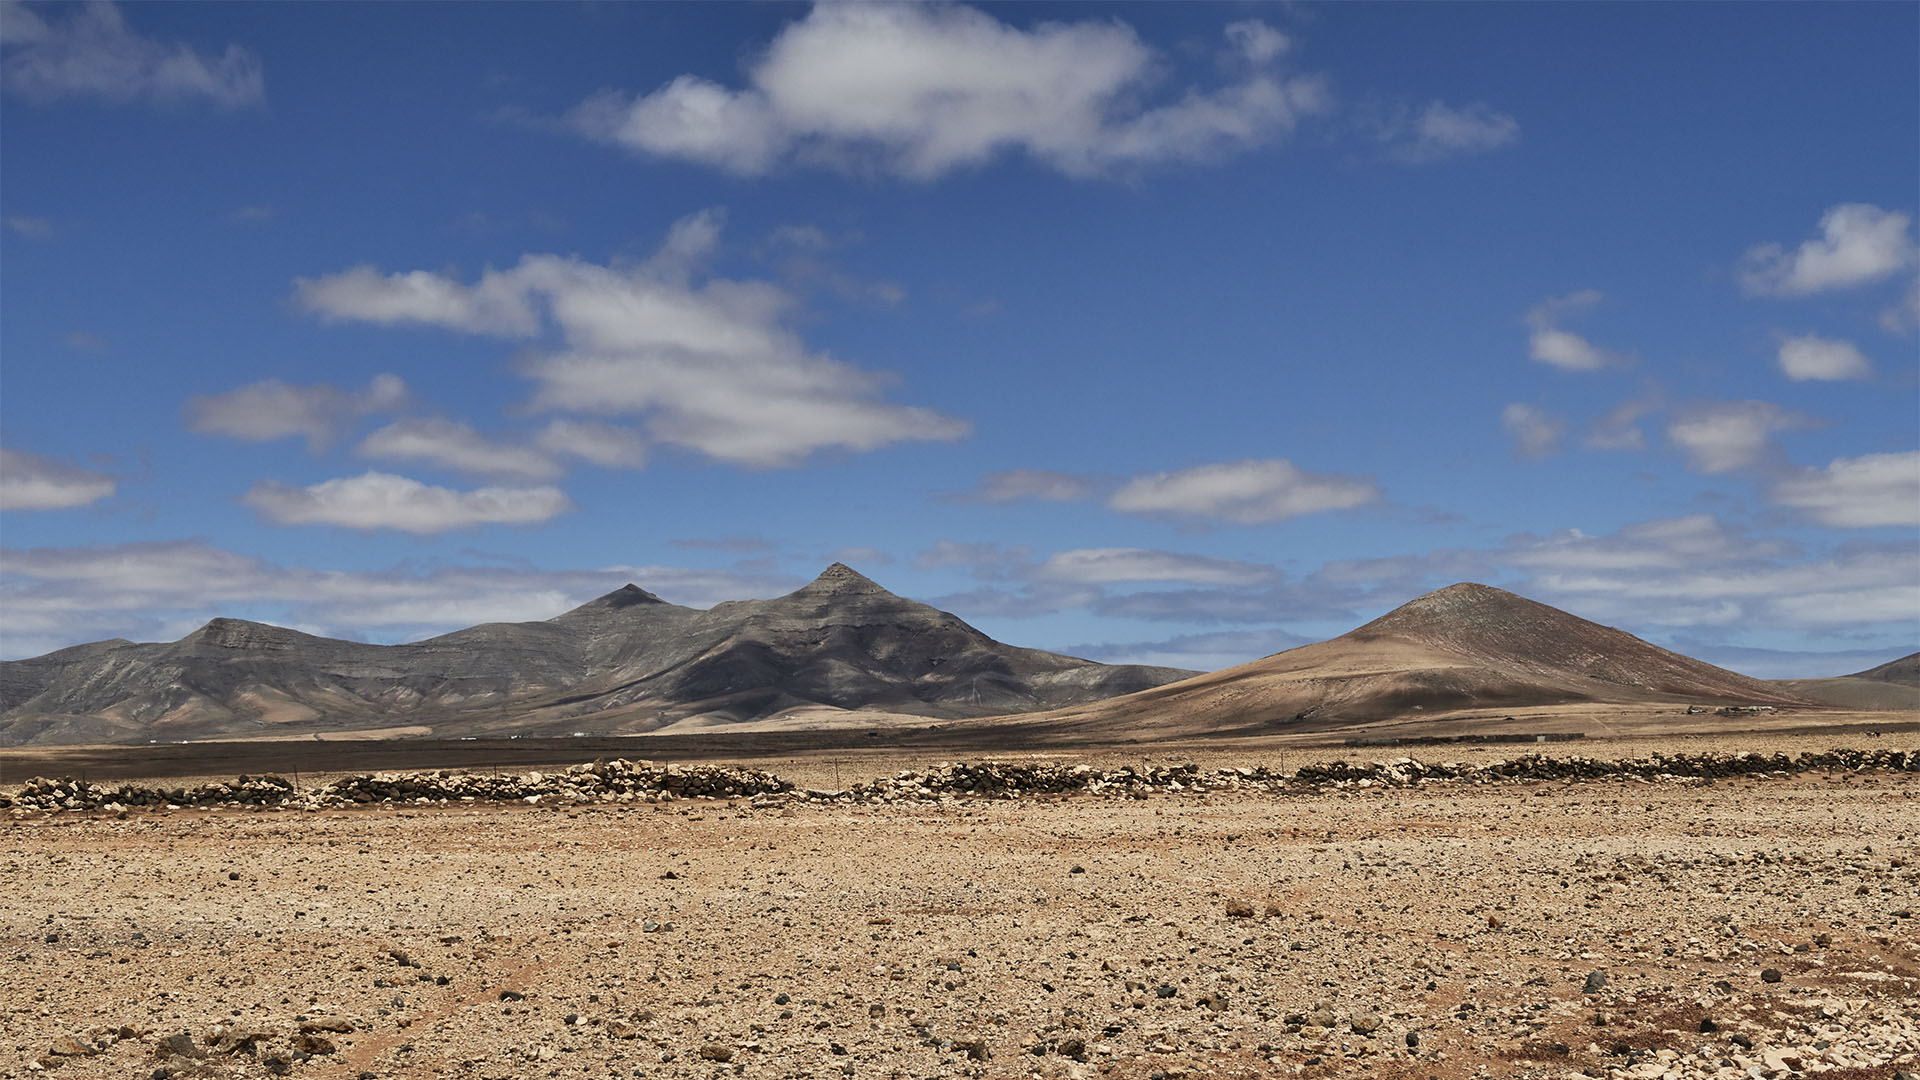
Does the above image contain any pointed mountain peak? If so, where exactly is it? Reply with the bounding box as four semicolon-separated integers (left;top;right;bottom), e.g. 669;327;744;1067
555;583;668;619
185;617;306;650
804;562;888;593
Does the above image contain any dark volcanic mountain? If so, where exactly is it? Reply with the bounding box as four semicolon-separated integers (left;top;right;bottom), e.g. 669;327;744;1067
1014;582;1815;740
0;564;1195;746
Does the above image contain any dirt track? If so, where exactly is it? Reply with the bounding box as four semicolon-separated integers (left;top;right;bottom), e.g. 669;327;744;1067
4;738;1917;1079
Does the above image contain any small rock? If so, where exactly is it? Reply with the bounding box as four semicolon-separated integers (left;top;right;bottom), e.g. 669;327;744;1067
1760;968;1782;983
1224;900;1254;918
1583;970;1607;994
698;1044;733;1062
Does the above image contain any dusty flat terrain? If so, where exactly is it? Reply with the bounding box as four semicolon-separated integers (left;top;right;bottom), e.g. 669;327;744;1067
4;733;1918;1080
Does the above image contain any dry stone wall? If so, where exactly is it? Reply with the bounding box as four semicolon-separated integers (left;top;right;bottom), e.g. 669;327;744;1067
2;748;1913;815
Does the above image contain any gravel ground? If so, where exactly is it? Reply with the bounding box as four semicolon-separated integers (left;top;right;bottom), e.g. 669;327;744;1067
3;756;1916;1080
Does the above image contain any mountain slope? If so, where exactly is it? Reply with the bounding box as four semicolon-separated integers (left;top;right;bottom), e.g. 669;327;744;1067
1011;582;1813;739
1770;651;1920;710
0;565;1194;745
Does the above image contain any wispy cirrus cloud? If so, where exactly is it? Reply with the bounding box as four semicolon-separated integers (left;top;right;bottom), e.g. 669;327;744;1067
4;214;53;237
186;374;408;452
1057;627;1312;671
1106;459;1380;525
1371;99;1520;163
563;4;1329;180
0;0;264;108
0;538;801;658
949;468;1104;504
1523;289;1628;372
1500;403;1564;460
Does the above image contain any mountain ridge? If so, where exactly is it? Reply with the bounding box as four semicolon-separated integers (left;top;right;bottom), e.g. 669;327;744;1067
0;566;1195;746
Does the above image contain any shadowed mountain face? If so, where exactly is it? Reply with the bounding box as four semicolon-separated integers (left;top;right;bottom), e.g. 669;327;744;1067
0;565;1195;746
1018;582;1817;740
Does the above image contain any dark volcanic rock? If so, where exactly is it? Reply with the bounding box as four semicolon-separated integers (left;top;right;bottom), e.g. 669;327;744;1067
0;564;1194;746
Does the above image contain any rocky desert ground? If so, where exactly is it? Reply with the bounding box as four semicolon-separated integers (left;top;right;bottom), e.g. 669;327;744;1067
4;731;1917;1080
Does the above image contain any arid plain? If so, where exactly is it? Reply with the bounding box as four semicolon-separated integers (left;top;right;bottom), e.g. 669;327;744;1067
5;723;1917;1080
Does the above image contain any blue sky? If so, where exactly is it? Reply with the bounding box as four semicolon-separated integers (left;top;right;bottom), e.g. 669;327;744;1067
2;1;1915;678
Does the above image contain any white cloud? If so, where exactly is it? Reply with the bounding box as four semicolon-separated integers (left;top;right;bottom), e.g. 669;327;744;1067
1473;513;1920;635
295;213;969;467
671;536;775;553
294;265;540;336
1503;514;1792;573
0;1;263;107
227;203;273;225
63;329;107;351
1776;334;1873;382
1664;399;1810;474
912;539;1034;579
1060;627;1311;671
1524;290;1627;372
962;468;1099;503
186;374;407;452
565;5;1328;180
1879;278;1919;336
357;418;562;481
1738;203;1917;297
241;471;574;533
1378;100;1520;163
1523;543;1918;630
1584;393;1659;451
0;538;799;658
1770;451;1920;528
0;446;115;510
533;419;647;469
1500;402;1564;459
1224;20;1290;65
1034;548;1278;587
4;214;52;236
826;545;894;567
1107;458;1380;524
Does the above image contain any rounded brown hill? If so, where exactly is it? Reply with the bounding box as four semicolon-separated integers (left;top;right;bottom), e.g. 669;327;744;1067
1015;582;1810;739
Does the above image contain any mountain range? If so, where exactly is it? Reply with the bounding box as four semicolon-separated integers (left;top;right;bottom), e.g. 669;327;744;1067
0;564;1193;746
1;567;1912;747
